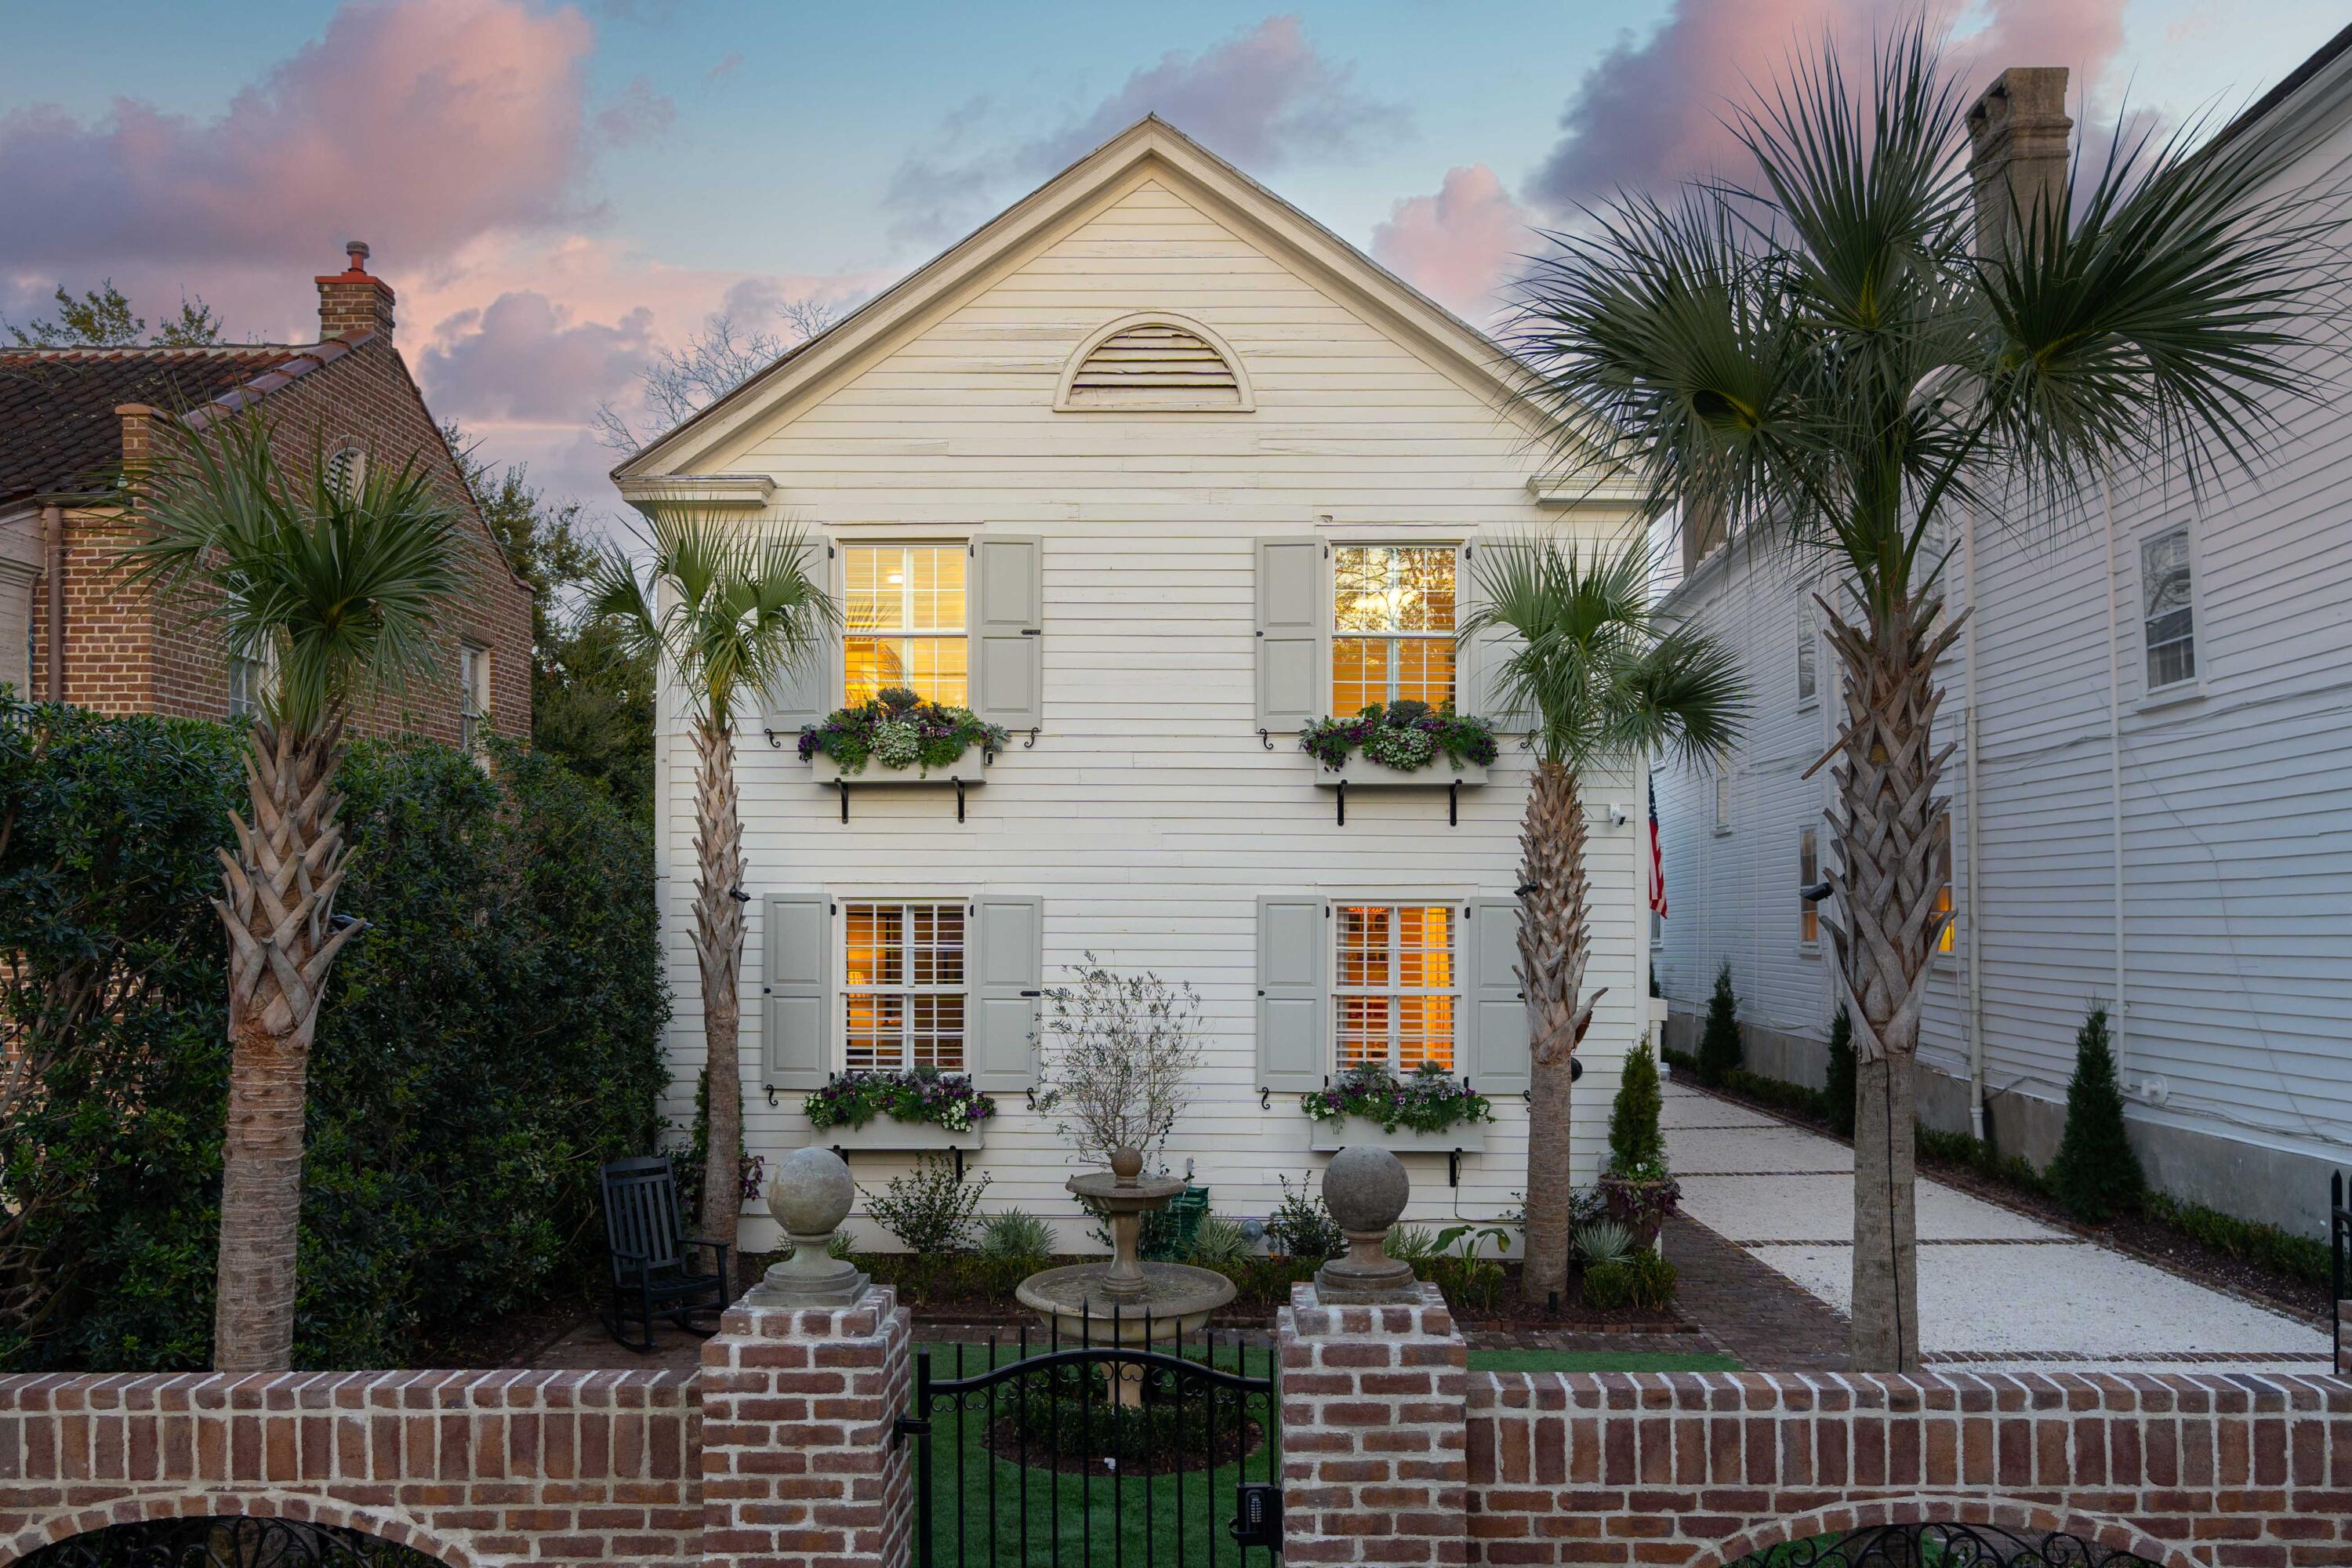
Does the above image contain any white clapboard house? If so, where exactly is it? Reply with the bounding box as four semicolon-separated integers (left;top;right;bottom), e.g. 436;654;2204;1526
1652;31;2352;1240
613;118;1654;1251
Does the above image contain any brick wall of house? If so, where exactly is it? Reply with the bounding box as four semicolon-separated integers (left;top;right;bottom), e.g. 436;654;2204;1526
25;338;532;746
0;1370;699;1568
1465;1370;2352;1568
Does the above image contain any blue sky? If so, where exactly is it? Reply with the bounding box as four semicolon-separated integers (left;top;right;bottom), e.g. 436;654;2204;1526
2;0;2339;510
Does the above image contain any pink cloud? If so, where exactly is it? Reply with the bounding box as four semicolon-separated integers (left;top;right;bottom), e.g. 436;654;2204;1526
1370;165;1533;325
1526;0;2128;210
887;15;1403;243
417;291;658;422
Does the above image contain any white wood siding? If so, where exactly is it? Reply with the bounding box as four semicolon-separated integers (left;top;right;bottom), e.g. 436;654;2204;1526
651;172;1647;1250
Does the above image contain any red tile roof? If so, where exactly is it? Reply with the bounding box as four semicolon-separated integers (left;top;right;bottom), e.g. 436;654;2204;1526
0;343;310;506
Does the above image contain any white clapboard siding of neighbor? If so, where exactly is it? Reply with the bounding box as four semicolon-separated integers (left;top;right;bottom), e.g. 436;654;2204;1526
1653;49;2352;1239
618;119;1653;1252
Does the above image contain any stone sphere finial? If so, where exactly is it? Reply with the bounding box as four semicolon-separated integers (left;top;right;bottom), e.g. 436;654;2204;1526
750;1145;867;1308
1316;1145;1417;1301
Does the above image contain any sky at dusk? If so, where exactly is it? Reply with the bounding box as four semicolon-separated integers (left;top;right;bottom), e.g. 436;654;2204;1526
2;0;2338;519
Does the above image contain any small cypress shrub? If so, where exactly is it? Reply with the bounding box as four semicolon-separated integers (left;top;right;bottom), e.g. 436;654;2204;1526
2048;1005;2144;1224
1697;962;1742;1085
1578;1258;1635;1311
1824;1005;1857;1138
1607;1042;1666;1176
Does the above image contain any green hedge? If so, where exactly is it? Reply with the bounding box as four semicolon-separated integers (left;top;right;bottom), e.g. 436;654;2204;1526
1;704;666;1371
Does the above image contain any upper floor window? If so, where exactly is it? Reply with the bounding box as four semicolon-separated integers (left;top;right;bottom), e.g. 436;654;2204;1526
2141;526;2195;691
1798;826;1820;947
1331;545;1456;715
227;635;274;721
843;901;965;1073
459;642;490;752
1933;816;1956;956
844;544;967;706
1334;903;1455;1073
1713;771;1732;833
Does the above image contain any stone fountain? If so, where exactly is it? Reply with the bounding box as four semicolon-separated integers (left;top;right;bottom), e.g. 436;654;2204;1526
1014;1147;1234;1403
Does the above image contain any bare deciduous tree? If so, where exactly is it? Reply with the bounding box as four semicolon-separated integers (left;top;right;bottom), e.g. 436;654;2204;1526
1035;954;1203;1170
594;297;848;453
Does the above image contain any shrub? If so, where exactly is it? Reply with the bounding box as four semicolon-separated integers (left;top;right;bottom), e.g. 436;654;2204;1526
1573;1219;1633;1265
1579;1258;1635;1310
0;712;668;1371
1384;1225;1442;1268
978;1209;1055;1261
1626;1251;1678;1310
1265;1174;1345;1261
2048;1005;2145;1225
865;1154;989;1255
1697;962;1742;1085
1190;1215;1252;1270
1824;1005;1857;1138
1606;1043;1665;1176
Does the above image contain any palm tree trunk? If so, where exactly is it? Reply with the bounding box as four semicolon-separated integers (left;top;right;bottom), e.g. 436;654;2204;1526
1517;759;1598;1305
690;713;748;1293
1821;593;1959;1373
212;719;360;1373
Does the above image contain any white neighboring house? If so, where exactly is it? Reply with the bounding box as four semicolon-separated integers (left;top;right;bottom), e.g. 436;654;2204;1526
1653;31;2352;1240
614;118;1655;1252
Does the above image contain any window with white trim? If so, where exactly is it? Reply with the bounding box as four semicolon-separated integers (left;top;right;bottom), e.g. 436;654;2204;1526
1798;826;1820;947
844;544;967;706
1933;816;1956;956
843;901;966;1072
1334;903;1455;1073
1714;771;1732;833
1795;627;1817;709
2141;526;2195;691
1331;545;1456;714
459;642;490;752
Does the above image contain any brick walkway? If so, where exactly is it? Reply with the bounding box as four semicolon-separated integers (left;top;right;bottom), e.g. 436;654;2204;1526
1659;1210;1849;1370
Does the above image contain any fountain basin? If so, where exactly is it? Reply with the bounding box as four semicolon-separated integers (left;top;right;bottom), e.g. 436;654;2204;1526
1014;1261;1236;1345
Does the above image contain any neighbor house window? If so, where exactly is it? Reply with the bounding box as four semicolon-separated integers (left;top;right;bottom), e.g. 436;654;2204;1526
1933;817;1955;956
1331;545;1455;714
1334;903;1454;1073
843;901;965;1072
1714;771;1732;833
844;544;967;705
227;652;263;719
1798;827;1820;947
2141;526;2195;691
1795;630;1817;709
459;643;490;752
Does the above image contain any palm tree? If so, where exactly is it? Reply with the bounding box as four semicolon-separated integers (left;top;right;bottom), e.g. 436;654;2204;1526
587;505;835;1281
120;414;466;1372
1464;539;1743;1305
1505;27;2328;1367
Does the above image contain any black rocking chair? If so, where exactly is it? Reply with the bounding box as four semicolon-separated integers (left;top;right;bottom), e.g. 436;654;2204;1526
598;1155;731;1352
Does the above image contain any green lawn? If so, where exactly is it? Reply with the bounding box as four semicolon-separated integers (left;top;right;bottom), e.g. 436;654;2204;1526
1465;1348;1743;1373
913;1341;1280;1568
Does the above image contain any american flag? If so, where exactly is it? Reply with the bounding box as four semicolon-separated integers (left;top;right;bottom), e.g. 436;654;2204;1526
1648;796;1668;918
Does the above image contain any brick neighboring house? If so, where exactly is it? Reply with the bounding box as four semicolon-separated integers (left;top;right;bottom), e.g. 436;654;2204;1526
0;243;531;746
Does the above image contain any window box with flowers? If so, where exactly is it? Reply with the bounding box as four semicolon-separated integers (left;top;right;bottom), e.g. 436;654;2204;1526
802;1068;996;1151
1301;701;1494;788
1302;1062;1494;1152
800;687;1007;786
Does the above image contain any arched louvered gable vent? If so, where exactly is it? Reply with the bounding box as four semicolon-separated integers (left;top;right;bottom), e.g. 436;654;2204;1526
1054;313;1254;412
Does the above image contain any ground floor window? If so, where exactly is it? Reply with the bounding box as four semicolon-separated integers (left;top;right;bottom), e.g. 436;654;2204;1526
1334;902;1454;1072
844;900;966;1072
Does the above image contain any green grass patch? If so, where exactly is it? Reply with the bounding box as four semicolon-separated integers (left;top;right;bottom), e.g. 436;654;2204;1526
1466;1349;1742;1373
913;1341;1280;1568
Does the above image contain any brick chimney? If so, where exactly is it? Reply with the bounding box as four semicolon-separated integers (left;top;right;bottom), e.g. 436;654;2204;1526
316;240;396;342
1965;68;2071;262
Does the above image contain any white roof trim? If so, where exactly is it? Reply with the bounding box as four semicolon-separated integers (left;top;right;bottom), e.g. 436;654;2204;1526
615;474;779;510
1529;473;1649;509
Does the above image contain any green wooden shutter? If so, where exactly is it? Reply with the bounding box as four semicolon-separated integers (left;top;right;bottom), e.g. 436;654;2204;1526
1462;898;1530;1094
973;535;1044;730
1255;539;1321;731
1256;895;1327;1093
1463;539;1534;730
762;894;829;1089
762;533;837;738
969;895;1042;1093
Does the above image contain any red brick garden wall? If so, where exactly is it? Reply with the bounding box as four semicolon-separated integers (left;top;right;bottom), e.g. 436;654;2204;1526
0;1370;699;1568
1466;1370;2352;1568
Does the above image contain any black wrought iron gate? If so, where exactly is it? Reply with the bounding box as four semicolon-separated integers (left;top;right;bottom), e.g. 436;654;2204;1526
896;1317;1282;1568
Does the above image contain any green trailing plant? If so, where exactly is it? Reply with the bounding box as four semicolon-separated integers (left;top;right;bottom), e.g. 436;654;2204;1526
1607;1044;1666;1175
798;687;1006;775
1301;1062;1494;1134
803;1068;996;1134
1298;701;1499;773
862;1154;989;1256
2047;1006;2146;1225
1824;1007;1858;1139
1265;1175;1345;1261
1697;963;1742;1086
978;1209;1055;1262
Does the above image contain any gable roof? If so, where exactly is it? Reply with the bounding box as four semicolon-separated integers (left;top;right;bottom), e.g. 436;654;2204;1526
614;114;1549;485
0;344;312;506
